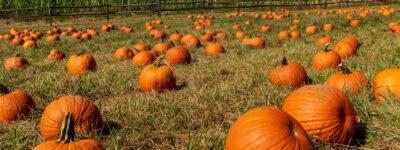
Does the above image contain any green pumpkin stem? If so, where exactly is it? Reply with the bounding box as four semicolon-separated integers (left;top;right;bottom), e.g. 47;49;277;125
57;112;75;143
338;63;352;74
154;55;165;68
0;84;10;95
282;57;288;66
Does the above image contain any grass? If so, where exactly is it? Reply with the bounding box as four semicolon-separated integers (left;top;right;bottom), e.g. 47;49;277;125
0;4;400;149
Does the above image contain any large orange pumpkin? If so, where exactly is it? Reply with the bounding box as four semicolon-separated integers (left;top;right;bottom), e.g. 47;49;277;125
269;57;308;87
225;107;312;150
39;95;103;140
282;85;356;144
34;112;104;150
204;42;225;55
66;51;97;76
166;46;191;65
373;68;400;102
0;84;35;123
326;64;368;95
139;57;176;92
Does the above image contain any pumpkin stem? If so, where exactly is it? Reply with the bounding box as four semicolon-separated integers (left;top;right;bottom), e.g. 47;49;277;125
57;112;75;143
282;57;288;66
338;63;352;74
0;84;10;95
324;43;330;52
15;53;21;57
154;55;165;68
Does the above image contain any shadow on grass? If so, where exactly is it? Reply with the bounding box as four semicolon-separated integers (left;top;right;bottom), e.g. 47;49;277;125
174;82;188;91
351;122;368;146
101;120;122;135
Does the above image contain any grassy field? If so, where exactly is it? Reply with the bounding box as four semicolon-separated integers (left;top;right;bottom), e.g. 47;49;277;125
0;5;400;150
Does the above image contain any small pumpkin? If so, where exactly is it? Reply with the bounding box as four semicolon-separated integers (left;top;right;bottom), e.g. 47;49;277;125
23;40;37;50
326;63;368;95
166;46;191;65
270;57;308;87
323;23;334;31
134;43;149;52
0;84;35;123
169;31;183;42
205;42;225;55
39;96;103;140
373;68;400;102
282;85;356;144
4;53;29;71
225;106;312;150
311;45;341;71
305;25;318;35
153;42;171;53
350;20;361;27
139;56;176;92
215;32;227;39
67;51;97;76
260;25;271;33
81;32;92;40
278;31;290;41
316;36;333;47
249;37;265;48
180;34;200;48
33;112;104;150
71;32;82;40
200;34;213;42
114;47;134;60
290;30;301;39
47;49;66;60
101;25;110;32
333;36;358;58
46;35;60;42
235;31;246;39
12;38;24;45
132;51;155;66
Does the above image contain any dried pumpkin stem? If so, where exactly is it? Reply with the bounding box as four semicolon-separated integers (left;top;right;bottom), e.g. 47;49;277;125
154;55;165;68
57;112;75;143
324;43;330;52
282;57;288;66
0;84;10;95
338;63;352;74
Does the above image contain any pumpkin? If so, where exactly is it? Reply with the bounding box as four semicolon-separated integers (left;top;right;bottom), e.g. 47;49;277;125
46;35;60;42
67;51;97;76
316;36;333;47
326;63;368;95
81;32;92;40
269;57;308;87
282;85;356;144
346;13;354;19
290;25;298;30
225;107;312;150
151;29;166;39
132;51;155;66
12;38;24;45
48;49;66;60
200;34;213;42
33;112;104;150
187;15;194;19
180;34;200;48
260;25;271;33
244;20;252;26
235;31;246;39
205;29;217;36
0;84;35;123
215;32;227;39
23;40;37;50
60;31;69;36
333;36;358;58
232;24;241;30
139;56;176;92
324;23;334;31
305;25;318;35
290;30;301;39
114;47;134;60
311;45;341;71
205;42;225;55
4;53;29;70
71;32;82;40
350;20;361;27
67;27;76;33
101;25;110;32
169;31;183;42
153;42;171;53
3;34;14;40
39;96;103;140
278;31;290;41
392;25;400;35
373;68;400;102
249;37;265;48
87;28;99;36
166;46;191;65
134;44;149;52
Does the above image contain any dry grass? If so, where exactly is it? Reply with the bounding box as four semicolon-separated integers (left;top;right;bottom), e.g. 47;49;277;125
0;5;400;150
